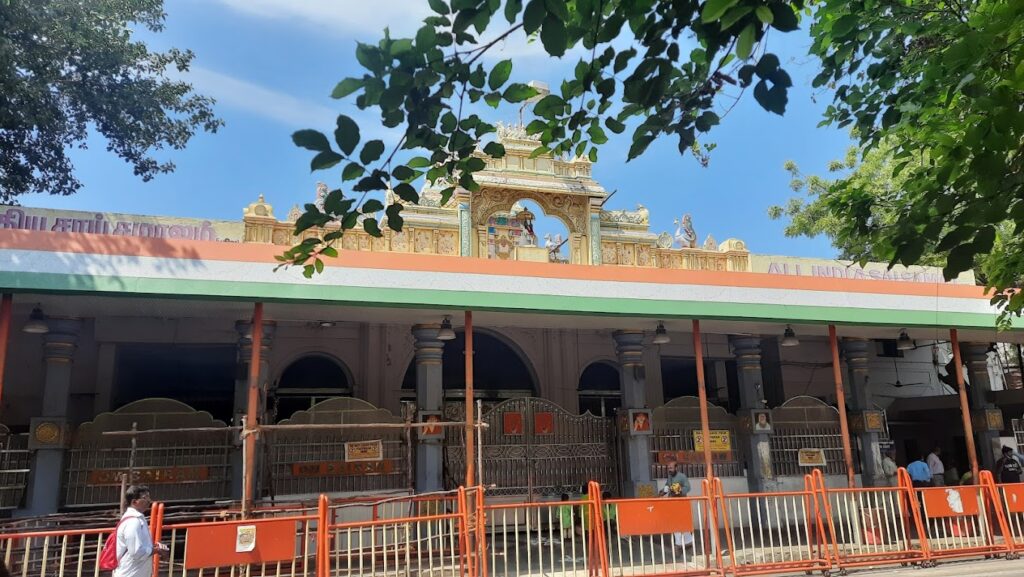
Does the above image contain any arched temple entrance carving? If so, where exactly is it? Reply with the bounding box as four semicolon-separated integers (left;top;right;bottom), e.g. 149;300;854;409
63;399;233;507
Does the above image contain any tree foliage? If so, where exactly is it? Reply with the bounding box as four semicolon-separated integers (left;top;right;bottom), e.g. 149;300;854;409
287;0;1024;323
0;0;222;200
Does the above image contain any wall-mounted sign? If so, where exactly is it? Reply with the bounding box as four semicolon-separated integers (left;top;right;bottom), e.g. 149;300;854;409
503;412;524;435
290;460;395;477
235;525;256;553
692;430;732;452
344;440;383;462
659;450;735;465
418;411;444;440
87;466;210;486
629;409;653;436
534;412;555;435
798;448;827;467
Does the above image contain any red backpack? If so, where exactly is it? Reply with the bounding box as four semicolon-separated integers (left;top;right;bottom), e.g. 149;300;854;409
98;517;128;571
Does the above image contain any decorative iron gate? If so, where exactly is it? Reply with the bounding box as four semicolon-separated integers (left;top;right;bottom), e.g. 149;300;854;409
650;396;743;479
63;399;234;507
445;397;618;497
262;397;411;498
0;425;29;510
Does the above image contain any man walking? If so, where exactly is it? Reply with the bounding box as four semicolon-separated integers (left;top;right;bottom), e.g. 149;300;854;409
996;446;1023;484
927;446;945;487
907;454;932;488
114;485;168;577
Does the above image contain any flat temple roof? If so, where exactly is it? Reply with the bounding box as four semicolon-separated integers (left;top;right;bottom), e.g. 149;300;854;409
0;230;1019;340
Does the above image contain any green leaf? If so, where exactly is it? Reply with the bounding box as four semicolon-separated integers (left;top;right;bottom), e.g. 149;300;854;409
321;247;338;258
695;111;720;132
769;4;799;31
736;23;755;60
360;140;386;164
755;6;773;24
701;0;740;23
292;130;331;152
363;217;383;237
484;91;502;108
390;38;413;56
394;182;420;203
540;15;567;57
386;203;405;232
428;0;449;14
314;258;324;274
342;162;365;181
341;211;359;230
534;94;566;119
755;53;780;78
311;151;343;171
331;78;363;99
720;5;752;29
465;156;487;171
483;141;506;158
334;115;360;156
407;156;433;168
587;124;608;144
614;48;636;73
545;0;570;21
489;59;513;90
362;199;384;213
523;0;546;34
392;165;416;181
503;83;540;102
605;117;626;134
504;0;523;23
830;14;858;38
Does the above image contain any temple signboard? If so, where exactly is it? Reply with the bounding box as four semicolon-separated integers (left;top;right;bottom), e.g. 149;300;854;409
751;255;975;285
0;206;243;242
290;460;396;477
87;466;210;486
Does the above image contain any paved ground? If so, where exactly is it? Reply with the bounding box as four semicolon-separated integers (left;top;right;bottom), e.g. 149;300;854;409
843;557;1024;576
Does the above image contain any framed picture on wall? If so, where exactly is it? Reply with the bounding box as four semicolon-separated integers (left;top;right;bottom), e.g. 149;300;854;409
751;410;773;433
628;409;653;436
418;411;444;440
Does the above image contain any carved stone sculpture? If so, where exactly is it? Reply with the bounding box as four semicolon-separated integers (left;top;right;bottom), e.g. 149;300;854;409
673;214;697;248
703;234;717;251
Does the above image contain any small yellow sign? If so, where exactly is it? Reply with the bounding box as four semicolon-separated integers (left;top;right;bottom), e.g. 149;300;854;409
344;440;383;462
692;430;732;452
798;448;827;467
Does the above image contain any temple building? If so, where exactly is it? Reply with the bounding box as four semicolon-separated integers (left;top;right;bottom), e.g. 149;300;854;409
0;123;1021;517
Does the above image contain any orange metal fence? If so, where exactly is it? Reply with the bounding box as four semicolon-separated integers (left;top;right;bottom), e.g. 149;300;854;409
5;471;1024;577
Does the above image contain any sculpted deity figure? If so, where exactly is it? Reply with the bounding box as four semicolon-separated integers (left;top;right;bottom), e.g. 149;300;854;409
315;182;328;211
673;214;697;248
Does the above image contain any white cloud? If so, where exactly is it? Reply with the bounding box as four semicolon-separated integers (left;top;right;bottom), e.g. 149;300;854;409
184;66;336;129
209;0;432;37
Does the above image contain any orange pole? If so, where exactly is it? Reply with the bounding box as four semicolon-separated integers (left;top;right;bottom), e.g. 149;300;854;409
828;324;857;488
465;311;475;487
0;294;11;413
242;302;264;517
950;329;979;481
692;320;714;481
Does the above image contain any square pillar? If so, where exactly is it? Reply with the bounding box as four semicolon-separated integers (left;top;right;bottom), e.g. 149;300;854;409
412;325;445;493
730;336;772;493
843;338;882;487
613;330;651;496
23;318;81;516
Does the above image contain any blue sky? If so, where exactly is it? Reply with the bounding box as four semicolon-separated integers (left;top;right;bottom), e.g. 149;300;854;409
23;0;851;259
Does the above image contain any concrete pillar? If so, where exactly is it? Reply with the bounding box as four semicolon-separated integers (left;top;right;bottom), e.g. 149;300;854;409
412;324;445;493
730;336;772;493
231;320;275;500
23;318;82;515
964;342;999;471
843;338;882;487
614;330;651;496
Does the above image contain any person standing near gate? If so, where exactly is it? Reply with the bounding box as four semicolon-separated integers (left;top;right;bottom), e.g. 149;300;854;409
661;461;694;554
996;446;1023;484
927;445;945;487
881;449;898;487
907;454;932;488
114;485;168;577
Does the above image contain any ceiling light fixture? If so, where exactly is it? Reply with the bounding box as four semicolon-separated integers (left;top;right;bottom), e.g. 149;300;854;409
652;322;670;345
780;325;800;347
22;305;48;334
437;316;456;341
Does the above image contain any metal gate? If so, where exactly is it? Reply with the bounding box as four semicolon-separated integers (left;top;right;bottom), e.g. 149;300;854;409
63;399;234;507
0;425;29;510
445;397;618;497
262;397;412;499
650;396;743;479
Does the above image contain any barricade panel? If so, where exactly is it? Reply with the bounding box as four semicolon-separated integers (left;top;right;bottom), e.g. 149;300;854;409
716;477;831;576
0;528;108;577
483;499;598;577
913;479;1009;561
997;482;1024;548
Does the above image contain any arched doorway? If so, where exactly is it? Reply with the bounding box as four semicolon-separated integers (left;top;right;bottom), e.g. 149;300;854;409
578;361;621;417
402;328;537;412
271;355;352;422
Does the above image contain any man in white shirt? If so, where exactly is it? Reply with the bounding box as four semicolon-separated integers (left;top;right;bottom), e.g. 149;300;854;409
114;485;168;577
881;449;898;487
927;446;945;487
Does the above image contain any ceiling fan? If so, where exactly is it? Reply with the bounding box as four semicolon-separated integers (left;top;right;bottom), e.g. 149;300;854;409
884;358;929;388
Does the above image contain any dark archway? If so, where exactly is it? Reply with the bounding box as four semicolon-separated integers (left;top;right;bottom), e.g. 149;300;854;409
577;361;621;417
273;355;352;421
402;329;537;400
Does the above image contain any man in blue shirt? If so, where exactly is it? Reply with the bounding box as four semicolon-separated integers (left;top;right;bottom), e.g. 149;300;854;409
907;455;932;488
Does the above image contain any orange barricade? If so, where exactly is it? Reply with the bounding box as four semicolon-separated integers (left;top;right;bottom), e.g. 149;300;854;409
812;468;930;572
992;477;1024;556
908;470;1011;562
715;475;831;576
